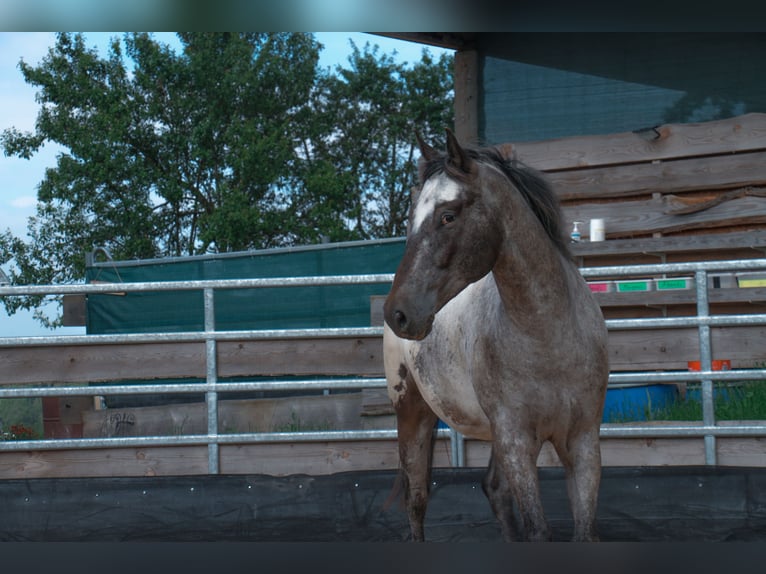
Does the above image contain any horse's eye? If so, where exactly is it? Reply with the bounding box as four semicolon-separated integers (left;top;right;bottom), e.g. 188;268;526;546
440;212;456;226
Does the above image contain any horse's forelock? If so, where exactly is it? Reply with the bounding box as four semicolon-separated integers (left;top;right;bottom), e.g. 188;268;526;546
416;146;570;256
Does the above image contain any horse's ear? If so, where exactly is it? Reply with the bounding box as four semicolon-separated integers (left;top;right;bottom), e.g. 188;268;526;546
445;128;472;173
415;131;437;184
415;130;438;162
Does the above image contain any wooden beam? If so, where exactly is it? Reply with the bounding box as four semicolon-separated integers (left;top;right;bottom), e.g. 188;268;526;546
372;33;475;51
549;150;766;202
454;49;479;144
607;326;766;371
3;430;766;479
570;230;766;259
0;335;385;386
1;321;762;387
501;113;766;171
217;336;383;378
562;194;766;239
0;342;206;385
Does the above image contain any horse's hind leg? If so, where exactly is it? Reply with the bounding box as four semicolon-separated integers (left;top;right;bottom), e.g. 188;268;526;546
390;365;438;541
554;427;602;541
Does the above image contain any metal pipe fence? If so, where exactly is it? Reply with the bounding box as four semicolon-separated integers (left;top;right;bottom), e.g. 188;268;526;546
2;258;766;471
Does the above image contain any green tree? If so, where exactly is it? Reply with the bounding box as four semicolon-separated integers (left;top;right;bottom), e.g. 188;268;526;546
1;33;453;326
319;42;454;238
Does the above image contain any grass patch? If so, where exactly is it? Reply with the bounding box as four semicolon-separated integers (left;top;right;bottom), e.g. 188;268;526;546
0;397;43;437
647;380;766;422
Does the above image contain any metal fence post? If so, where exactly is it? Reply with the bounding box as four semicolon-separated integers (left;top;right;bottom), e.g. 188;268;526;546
448;428;466;467
695;269;716;465
204;288;220;474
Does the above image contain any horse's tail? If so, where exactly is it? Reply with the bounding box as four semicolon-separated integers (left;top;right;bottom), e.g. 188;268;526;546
382;468;407;512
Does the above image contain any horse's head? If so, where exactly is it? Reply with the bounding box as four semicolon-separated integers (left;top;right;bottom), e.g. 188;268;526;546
384;129;502;340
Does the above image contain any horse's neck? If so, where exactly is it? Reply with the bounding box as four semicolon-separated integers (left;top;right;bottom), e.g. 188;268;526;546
491;209;574;329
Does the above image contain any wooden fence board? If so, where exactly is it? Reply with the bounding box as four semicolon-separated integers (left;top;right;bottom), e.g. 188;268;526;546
607;326;766;371
80;393;393;438
570;230;766;261
1;325;762;388
594;288;766;309
549;150;766;201
3;433;765;479
219;441;404;475
0;446;208;479
502;113;766;171
0;336;385;386
563;194;766;239
217;336;383;378
0;342;205;385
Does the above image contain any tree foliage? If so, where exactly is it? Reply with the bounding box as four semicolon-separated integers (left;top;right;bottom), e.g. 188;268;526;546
0;33;453;325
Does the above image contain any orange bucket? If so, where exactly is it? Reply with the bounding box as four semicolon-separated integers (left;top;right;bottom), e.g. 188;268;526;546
687;360;731;371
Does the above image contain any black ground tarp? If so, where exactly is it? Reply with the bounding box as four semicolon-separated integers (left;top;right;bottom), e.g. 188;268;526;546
2;466;766;542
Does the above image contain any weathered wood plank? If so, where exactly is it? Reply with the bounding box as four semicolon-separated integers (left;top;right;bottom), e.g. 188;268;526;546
593;287;766;309
0;342;206;385
1;324;763;386
361;388;394;416
607;326;766;371
562;194;766;239
3;432;765;479
220;441;402;475
0;446;208;479
0;336;385;386
217;336;383;378
570;230;766;259
717;435;766;466
454;49;479;143
501;113;766;171
463;432;766;468
550;150;766;201
80;393;391;438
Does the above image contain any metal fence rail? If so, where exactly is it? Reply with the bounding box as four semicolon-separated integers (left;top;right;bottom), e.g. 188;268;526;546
2;258;766;471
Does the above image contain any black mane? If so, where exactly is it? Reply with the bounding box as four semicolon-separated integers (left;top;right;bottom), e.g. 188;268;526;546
420;146;571;257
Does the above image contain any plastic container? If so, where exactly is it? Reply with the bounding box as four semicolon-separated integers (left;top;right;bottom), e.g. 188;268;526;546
709;273;737;289
655;277;694;290
588;281;614;293
602;384;678;422
616;280;654;292
737;272;766;288
687;360;731;372
589;218;605;242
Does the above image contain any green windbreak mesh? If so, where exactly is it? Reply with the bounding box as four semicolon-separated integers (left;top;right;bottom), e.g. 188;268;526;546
85;238;405;334
478;34;766;143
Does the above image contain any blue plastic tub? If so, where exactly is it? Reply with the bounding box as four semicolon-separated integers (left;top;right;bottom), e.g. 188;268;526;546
602;384;678;422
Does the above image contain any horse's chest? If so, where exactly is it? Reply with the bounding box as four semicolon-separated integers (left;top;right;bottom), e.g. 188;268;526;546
401;282;496;437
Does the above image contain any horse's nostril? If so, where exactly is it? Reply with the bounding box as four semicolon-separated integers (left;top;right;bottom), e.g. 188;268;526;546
394;310;407;330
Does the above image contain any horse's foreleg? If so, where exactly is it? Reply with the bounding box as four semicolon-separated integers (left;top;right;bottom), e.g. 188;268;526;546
556;428;602;542
482;450;521;540
391;368;438;542
492;434;550;541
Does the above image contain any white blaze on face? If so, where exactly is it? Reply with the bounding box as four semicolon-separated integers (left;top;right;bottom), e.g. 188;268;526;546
410;173;461;233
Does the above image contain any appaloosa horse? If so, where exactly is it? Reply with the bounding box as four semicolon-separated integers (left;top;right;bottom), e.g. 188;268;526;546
383;129;609;541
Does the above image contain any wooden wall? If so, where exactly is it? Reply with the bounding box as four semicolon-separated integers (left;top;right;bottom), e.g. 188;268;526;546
503;113;766;243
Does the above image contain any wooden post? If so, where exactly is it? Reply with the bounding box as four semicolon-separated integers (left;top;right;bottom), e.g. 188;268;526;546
454;49;479;144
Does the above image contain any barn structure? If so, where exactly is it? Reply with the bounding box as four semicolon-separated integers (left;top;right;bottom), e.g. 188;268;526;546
2;33;766;541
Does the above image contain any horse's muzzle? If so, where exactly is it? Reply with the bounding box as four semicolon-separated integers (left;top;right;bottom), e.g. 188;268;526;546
384;305;434;341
